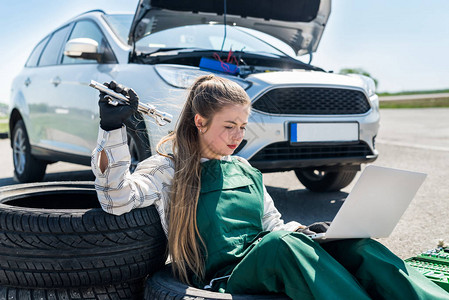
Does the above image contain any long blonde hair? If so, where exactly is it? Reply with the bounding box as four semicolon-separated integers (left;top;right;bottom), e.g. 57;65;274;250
156;75;251;284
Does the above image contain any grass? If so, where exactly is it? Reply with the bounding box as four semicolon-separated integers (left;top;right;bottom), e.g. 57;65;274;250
378;88;449;97
379;97;449;109
0;117;7;134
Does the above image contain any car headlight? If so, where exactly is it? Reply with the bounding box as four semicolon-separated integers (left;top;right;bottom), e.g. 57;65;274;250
370;94;380;112
363;76;376;97
155;64;251;90
360;76;378;111
347;74;376;97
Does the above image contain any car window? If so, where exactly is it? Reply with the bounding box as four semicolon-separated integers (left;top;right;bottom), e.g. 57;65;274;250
25;36;50;67
38;25;71;67
62;20;116;64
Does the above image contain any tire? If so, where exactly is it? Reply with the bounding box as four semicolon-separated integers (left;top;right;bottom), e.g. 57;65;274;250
144;265;289;300
11;120;47;183
0;279;145;300
295;168;358;192
126;114;152;173
0;182;167;288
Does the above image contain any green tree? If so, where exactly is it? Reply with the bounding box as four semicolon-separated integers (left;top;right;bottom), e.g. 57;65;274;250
339;68;378;88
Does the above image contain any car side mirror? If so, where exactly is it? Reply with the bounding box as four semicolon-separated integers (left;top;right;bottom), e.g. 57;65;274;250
64;38;102;62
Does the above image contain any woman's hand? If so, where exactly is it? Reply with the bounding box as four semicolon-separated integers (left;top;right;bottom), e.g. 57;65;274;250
296;221;331;235
98;81;139;131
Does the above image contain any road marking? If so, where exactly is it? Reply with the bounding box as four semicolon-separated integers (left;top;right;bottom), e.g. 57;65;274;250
377;139;449;152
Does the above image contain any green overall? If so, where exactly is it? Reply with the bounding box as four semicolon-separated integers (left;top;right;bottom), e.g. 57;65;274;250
195;158;449;300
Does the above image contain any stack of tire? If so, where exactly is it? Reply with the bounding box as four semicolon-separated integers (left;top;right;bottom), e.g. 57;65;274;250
0;182;167;299
0;182;291;299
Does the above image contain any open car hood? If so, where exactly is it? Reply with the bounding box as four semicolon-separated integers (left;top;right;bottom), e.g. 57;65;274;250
128;0;331;56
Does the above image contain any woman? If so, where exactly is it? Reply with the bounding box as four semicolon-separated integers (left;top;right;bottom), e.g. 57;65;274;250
92;75;447;299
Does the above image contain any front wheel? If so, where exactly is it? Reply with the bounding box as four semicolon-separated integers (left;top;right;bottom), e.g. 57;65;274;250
11;120;47;183
294;168;358;192
127;126;151;173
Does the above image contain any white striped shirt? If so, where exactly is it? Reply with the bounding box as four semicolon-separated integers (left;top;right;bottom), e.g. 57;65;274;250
91;126;302;237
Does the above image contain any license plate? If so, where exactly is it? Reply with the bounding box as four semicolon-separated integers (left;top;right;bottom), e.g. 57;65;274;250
290;123;359;143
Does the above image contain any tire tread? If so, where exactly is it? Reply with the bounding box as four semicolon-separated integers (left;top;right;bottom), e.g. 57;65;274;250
0;279;145;299
295;169;358;192
145;266;289;300
0;183;167;288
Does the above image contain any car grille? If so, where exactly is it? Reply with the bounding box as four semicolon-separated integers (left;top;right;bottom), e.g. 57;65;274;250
252;87;371;115
249;141;373;162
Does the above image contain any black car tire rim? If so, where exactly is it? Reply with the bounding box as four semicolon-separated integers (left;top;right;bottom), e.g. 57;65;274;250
12;126;26;175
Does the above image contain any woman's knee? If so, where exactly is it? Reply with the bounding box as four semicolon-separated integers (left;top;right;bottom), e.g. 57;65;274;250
343;238;395;259
258;230;312;249
257;231;319;261
324;238;377;255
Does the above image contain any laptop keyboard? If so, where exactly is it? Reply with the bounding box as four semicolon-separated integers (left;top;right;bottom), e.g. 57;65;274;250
405;247;449;292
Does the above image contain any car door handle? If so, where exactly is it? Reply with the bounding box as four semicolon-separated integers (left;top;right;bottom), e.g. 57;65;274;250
24;77;31;87
51;76;61;87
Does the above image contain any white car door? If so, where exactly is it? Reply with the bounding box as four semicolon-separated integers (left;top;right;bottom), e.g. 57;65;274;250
17;35;50;146
53;20;117;157
24;25;73;150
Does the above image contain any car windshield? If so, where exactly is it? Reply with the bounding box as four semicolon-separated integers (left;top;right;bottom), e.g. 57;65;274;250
102;14;134;44
138;24;292;57
103;14;296;57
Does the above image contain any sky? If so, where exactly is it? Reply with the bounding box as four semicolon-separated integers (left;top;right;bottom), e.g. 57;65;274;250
1;0;449;103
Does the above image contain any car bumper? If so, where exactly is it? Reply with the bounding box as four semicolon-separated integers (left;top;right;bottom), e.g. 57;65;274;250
236;107;380;172
250;149;378;173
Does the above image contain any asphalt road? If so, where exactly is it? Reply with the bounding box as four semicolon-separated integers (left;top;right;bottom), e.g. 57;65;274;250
0;108;448;259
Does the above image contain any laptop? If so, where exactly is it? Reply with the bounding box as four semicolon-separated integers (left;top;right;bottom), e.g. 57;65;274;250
310;165;427;241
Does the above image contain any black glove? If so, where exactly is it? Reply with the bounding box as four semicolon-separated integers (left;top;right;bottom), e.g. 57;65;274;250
297;221;331;235
98;81;139;131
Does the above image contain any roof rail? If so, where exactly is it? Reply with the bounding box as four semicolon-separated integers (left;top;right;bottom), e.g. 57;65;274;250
71;9;106;19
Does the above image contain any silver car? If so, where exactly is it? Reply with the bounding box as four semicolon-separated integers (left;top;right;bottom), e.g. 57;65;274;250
8;0;379;191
